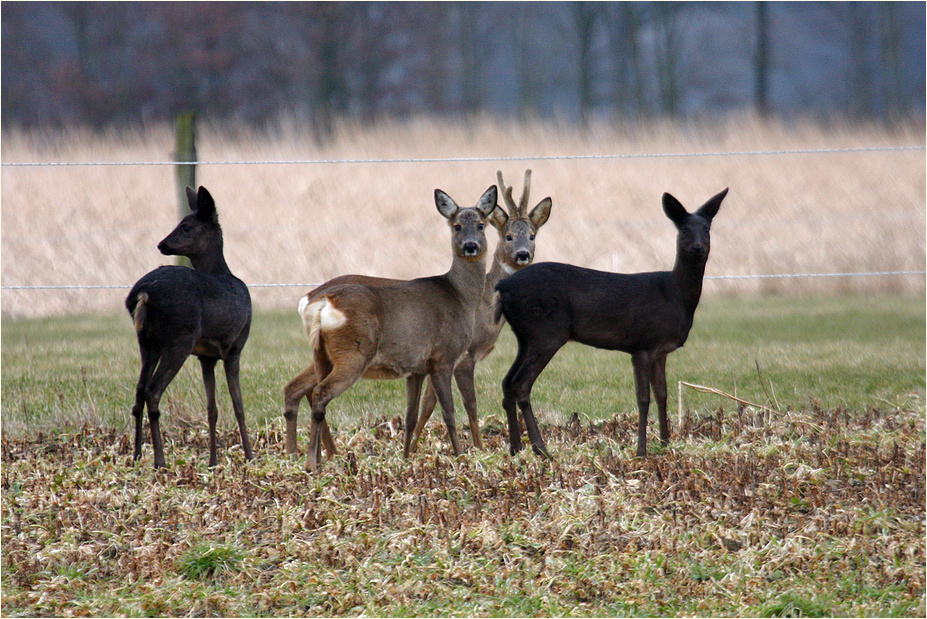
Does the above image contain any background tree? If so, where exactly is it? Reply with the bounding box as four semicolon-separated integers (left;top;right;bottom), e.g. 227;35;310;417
754;1;771;116
1;1;923;129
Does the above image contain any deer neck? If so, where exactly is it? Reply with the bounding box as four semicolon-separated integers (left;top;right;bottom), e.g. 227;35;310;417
190;248;233;277
484;246;515;296
446;253;488;309
671;257;707;316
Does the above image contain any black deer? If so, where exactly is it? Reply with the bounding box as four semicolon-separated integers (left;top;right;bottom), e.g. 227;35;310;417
495;188;728;459
125;186;254;468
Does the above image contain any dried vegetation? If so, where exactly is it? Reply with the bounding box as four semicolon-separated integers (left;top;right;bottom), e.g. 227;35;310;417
2;403;924;617
2;115;925;318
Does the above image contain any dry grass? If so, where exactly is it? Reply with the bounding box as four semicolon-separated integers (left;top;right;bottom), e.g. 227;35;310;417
2;404;924;616
2;115;925;319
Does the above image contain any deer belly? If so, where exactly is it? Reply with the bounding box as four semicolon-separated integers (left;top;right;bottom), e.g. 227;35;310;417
362;341;443;380
361;365;405;380
192;339;225;359
362;349;420;380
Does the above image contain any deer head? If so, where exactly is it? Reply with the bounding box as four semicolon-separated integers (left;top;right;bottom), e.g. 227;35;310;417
493;170;552;272
662;187;727;266
435;185;498;262
158;186;223;259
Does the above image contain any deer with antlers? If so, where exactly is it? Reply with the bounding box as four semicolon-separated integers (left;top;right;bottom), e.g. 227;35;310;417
283;171;552;461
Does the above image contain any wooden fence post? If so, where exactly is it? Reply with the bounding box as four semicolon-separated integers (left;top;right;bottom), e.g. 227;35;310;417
174;111;197;266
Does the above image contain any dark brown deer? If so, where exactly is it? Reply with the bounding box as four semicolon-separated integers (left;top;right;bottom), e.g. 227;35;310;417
495;188;728;459
290;186;497;471
282;171;551;457
125;186;253;468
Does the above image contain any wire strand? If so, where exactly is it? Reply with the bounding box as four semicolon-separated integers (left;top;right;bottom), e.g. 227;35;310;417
2;145;923;167
2;271;923;291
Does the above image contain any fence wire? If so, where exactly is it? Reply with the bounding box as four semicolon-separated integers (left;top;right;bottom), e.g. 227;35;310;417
3;143;922;298
2;271;924;291
2;145;923;168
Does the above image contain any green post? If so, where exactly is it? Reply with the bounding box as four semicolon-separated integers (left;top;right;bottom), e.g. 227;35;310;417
174;111;197;266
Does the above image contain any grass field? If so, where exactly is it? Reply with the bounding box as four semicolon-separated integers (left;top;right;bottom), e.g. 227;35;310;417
2;294;925;616
1;295;924;440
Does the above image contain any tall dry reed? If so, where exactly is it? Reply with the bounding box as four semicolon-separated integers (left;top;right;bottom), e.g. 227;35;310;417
1;115;924;318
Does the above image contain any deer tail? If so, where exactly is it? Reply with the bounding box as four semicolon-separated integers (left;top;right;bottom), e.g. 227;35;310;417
492;290;505;325
131;292;149;333
298;294;324;350
299;293;349;351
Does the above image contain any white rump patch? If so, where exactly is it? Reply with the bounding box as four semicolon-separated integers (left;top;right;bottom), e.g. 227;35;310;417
319;299;348;331
298;295;348;349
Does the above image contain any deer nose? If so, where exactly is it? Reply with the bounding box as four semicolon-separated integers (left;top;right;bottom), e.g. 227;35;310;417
515;250;531;264
462;241;480;256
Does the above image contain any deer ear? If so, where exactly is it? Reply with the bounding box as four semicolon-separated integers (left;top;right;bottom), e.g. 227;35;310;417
695;187;728;223
435;189;459;220
529;197;552;228
185;186;198;211
195;186;217;222
476;185;498;216
487;205;509;230
662;192;689;228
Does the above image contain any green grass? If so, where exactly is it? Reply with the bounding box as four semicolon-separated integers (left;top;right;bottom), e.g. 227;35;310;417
3;294;922;441
178;544;246;581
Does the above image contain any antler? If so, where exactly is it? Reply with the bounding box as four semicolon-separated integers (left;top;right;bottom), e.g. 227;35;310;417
496;170;517;213
518;169;532;212
496;169;533;217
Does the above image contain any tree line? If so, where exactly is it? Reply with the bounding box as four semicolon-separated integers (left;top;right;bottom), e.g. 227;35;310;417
2;1;924;137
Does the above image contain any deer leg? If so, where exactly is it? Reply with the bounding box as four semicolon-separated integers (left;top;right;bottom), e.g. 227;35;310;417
312;354;340;459
320;415;338;459
452;355;483;450
430;368;462;457
131;344;158;462
402;374;426;458
223;353;253;463
631;352;653;458
408;376;436;454
502;347;529;455
650;355;670;447
306;359;365;472
199;357;220;467
143;343;193;468
503;342;561;459
283;364;319;455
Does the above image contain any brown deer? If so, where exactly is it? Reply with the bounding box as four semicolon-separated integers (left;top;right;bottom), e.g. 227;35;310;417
496;188;728;459
408;170;551;452
288;186;498;471
125;186;253;469
283;171;551;457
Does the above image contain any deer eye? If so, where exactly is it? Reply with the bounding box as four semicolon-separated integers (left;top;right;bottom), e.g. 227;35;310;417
506;235;514;242
478;224;485;231
454;224;462;232
529;235;535;241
